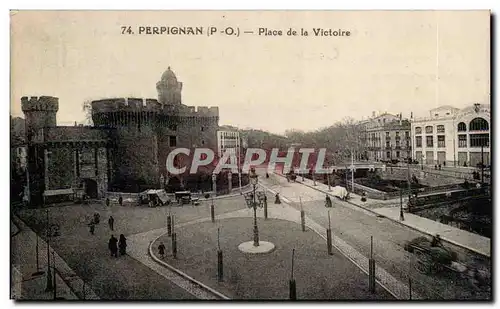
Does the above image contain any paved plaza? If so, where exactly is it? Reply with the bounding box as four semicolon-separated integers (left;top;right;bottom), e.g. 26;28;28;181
151;218;393;300
11;170;490;300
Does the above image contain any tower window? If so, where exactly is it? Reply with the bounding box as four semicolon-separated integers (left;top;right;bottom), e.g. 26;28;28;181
169;136;177;147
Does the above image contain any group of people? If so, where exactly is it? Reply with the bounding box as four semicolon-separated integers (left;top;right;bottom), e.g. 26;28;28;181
86;212;127;257
108;234;127;257
88;213;115;234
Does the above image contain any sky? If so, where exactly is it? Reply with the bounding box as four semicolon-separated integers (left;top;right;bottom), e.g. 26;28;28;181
10;10;490;135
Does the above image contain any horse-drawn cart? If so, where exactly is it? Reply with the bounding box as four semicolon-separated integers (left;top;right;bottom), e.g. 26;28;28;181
405;235;490;293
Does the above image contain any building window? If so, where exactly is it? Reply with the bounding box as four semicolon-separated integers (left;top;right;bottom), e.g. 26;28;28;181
458;134;467;148
396;141;400;147
425;126;433;134
457;122;467;132
415;127;422;134
386;151;390;158
386;141;390;148
169;124;177;131
437;125;445;133
470;134;489;147
405;131;410;138
435;113;439;117
426;136;433;147
437;135;445;148
169;136;177;147
396;132;400;137
201;140;205;145
201;127;205;132
396;151;400;158
385;132;389;137
416;136;422;148
469;118;489;131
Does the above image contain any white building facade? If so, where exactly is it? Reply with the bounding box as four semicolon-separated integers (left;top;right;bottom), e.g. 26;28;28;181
360;113;411;162
217;130;241;159
411;103;490;167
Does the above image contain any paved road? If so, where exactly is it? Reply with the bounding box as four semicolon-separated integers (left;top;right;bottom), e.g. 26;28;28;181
257;169;490;300
15;196;248;300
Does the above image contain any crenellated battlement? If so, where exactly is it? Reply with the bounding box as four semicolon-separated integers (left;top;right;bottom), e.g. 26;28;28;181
21;96;59;112
183;106;219;117
91;98;219;117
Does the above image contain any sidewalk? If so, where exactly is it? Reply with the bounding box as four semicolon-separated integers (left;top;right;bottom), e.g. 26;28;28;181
11;215;100;300
279;172;491;258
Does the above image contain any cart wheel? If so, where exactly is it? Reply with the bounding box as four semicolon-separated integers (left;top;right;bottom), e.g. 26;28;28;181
415;251;431;274
433;262;444;273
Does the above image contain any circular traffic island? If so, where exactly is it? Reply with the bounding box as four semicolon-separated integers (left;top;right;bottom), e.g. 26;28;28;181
238;241;275;254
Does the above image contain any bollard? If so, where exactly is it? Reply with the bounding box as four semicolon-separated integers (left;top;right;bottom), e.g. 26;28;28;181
264;197;268;220
172;233;177;259
210;204;215;223
300;210;306;232
167;215;172;237
217;250;223;282
368;236;375;294
408;278;412;300
369;259;376;293
326;228;333;255
289;279;297;300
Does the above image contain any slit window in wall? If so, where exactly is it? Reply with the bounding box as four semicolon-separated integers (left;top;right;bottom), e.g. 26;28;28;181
169;136;177;147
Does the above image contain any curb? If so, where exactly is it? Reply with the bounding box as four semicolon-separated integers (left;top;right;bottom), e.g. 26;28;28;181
148;234;230;300
275;173;490;259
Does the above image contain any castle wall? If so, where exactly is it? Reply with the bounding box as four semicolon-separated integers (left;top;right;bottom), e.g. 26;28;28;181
47;147;74;190
92;98;219;190
112;126;159;192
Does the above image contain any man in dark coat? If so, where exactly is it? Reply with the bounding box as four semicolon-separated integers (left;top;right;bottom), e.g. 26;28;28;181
108;216;114;231
108;235;118;258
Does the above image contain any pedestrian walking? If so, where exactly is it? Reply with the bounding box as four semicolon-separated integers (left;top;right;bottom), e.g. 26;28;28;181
119;234;127;256
274;193;281;204
325;195;332;208
108;216;114;231
93;212;100;224
88;221;95;235
158;242;166;259
108;235;118;258
105;198;110;207
118;196;123;206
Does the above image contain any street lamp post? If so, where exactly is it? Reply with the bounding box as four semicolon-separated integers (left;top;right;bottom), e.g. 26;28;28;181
245;169;265;247
45;209;53;292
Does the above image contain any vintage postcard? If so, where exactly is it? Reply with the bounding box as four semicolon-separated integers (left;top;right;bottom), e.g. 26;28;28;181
10;10;491;301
